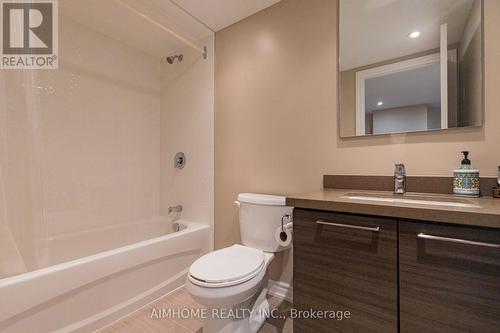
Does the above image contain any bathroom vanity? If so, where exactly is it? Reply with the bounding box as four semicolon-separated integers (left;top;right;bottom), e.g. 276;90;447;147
288;178;500;333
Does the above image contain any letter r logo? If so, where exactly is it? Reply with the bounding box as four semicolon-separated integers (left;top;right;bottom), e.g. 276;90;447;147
2;1;53;54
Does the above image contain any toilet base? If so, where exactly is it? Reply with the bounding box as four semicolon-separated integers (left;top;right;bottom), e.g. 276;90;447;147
202;287;269;333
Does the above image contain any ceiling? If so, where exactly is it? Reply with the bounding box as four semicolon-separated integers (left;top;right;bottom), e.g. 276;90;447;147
340;0;475;71
171;0;282;32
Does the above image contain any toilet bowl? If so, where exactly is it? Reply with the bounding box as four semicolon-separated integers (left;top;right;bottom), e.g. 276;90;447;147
186;193;293;333
186;245;274;333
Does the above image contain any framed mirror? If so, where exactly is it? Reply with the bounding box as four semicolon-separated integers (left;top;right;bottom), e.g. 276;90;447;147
339;0;483;137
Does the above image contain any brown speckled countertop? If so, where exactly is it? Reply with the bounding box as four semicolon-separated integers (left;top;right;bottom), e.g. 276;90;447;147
286;189;500;229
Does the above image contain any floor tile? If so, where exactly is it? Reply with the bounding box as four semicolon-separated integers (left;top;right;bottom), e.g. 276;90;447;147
99;287;293;333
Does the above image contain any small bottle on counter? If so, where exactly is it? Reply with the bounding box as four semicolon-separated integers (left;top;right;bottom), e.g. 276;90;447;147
493;166;500;198
453;151;480;197
497;166;500;187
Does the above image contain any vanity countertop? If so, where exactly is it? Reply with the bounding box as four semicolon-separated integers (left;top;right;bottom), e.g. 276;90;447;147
286;189;500;229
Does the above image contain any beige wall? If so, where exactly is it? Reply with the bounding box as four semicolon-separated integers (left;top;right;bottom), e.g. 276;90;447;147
215;0;337;284
215;0;500;285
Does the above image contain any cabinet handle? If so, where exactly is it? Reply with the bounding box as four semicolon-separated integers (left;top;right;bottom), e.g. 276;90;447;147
316;220;380;232
417;233;500;248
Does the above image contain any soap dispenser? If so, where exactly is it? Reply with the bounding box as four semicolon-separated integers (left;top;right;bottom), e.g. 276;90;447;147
493;166;500;198
453;151;480;196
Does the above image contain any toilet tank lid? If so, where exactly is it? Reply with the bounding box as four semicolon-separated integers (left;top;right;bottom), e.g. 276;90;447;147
237;193;286;206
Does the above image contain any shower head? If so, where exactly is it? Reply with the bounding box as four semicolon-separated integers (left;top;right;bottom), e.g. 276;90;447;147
166;54;183;64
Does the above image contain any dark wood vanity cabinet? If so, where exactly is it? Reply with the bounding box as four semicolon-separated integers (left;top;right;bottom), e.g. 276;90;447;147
293;209;399;333
399;221;500;332
294;209;500;333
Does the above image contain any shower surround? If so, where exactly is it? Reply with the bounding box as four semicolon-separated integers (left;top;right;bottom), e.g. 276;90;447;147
0;1;214;332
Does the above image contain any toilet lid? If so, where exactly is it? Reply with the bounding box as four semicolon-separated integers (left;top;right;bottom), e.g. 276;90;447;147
189;245;265;286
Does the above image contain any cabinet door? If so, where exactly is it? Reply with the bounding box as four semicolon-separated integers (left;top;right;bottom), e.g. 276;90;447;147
293;209;398;333
399;221;500;332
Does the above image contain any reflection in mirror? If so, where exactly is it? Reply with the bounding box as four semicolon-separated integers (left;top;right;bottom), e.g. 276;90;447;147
339;0;483;137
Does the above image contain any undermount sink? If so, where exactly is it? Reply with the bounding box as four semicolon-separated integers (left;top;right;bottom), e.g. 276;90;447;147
342;192;480;208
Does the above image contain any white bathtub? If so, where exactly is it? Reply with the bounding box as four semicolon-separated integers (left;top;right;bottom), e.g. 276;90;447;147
0;218;210;333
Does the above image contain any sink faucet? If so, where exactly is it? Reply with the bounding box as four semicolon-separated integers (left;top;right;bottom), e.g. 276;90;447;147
168;205;183;214
394;163;406;194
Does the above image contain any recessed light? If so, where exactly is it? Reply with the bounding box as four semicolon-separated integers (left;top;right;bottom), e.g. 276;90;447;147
408;31;421;39
377;101;383;106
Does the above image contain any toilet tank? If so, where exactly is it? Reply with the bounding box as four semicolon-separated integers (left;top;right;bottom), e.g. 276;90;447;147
237;193;293;252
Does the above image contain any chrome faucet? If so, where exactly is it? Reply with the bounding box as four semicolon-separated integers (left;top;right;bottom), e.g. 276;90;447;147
394;163;406;194
168;205;183;214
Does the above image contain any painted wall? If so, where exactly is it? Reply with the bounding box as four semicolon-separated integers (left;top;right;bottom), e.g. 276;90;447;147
215;0;337;285
215;0;500;285
160;36;215;250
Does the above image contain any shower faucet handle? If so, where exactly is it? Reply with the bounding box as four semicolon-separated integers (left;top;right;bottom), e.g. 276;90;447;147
168;205;183;214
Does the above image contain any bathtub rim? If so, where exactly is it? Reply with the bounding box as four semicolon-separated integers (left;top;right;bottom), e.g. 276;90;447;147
0;219;209;323
0;219;204;287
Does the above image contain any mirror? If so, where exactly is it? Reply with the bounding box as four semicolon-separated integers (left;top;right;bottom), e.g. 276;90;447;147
339;0;483;137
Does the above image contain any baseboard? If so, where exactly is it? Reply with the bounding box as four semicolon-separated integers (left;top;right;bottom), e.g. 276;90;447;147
268;279;293;302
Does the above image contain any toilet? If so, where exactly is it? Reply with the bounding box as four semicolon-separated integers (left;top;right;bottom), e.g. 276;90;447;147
186;193;293;333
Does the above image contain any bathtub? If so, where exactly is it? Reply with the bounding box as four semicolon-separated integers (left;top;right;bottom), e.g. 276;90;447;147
0;218;210;333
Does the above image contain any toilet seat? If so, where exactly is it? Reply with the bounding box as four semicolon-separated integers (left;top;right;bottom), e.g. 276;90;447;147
189;245;265;288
